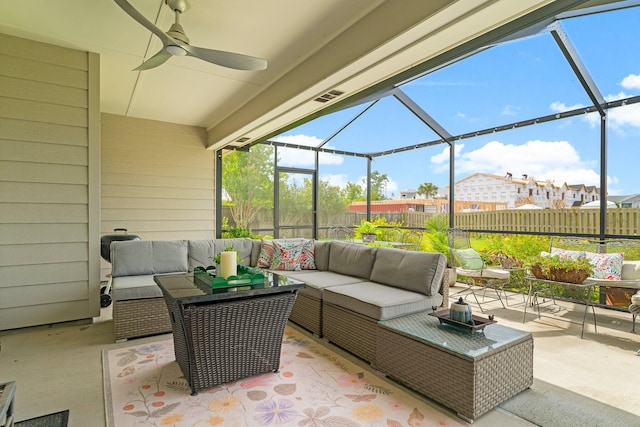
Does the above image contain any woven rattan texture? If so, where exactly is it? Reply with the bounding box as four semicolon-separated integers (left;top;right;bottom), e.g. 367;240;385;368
376;323;533;420
441;270;452;308
113;298;172;341
322;302;378;363
288;293;322;336
165;292;297;395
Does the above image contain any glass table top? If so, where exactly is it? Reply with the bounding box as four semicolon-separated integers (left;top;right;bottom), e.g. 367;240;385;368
379;310;531;358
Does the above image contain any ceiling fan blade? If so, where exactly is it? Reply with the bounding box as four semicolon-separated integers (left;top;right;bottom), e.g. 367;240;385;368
134;49;172;71
181;43;267;71
113;0;172;46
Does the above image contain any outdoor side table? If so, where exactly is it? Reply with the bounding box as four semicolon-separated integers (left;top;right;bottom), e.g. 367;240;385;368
155;273;305;395
523;276;597;338
377;311;533;422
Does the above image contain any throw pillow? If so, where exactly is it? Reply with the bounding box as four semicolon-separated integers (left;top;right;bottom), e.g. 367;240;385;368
451;247;484;270
273;240;316;271
257;240;275;268
551;248;586;260
585;252;624;280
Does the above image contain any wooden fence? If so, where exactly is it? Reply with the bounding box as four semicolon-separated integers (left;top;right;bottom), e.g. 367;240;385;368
222;207;640;236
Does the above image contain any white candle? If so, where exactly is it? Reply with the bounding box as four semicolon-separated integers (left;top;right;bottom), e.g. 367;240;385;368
219;251;237;279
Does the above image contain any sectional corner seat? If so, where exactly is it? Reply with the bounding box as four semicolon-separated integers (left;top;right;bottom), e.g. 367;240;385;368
110;238;449;363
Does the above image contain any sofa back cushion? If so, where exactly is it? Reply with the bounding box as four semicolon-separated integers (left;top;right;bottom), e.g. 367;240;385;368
188;238;255;270
328;241;377;279
370;248;446;296
111;240;188;277
314;241;330;271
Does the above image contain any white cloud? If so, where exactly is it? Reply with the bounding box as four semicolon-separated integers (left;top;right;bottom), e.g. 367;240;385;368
437;139;612;187
502;104;519;116
321;173;350;188
431;144;463;173
273;134;344;167
621;73;640;90
549;101;586;112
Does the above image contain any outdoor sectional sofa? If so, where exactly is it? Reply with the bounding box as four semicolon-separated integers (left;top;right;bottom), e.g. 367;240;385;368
109;238;449;362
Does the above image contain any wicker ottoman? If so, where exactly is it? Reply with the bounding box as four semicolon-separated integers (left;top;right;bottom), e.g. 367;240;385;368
377;311;533;422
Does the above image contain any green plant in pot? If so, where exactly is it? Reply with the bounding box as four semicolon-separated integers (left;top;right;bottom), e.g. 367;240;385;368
355;220;378;242
530;254;593;284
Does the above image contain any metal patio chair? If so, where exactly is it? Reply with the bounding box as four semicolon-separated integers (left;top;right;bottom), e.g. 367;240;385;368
446;228;509;312
329;225;354;241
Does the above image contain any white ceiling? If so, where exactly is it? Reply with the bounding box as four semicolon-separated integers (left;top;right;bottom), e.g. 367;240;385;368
0;0;605;150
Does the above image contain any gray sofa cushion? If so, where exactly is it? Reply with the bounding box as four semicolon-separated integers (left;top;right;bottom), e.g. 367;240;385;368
370;248;446;296
112;276;163;300
328;241;377;279
275;270;365;299
188;238;255;270
324;282;442;320
111;240;188;277
313;240;330;271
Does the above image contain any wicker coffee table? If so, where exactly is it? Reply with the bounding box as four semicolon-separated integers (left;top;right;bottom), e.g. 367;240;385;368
377;311;533;422
155;273;305;395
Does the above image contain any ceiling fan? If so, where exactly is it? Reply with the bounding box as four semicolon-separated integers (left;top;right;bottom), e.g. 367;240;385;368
113;0;268;71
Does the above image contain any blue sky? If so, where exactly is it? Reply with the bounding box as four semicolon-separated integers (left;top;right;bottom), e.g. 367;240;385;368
274;6;640;198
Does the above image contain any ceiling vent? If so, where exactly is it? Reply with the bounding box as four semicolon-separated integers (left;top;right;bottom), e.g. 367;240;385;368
314;89;345;103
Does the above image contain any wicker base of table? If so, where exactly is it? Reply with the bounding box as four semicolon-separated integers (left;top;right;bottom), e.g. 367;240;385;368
377;318;533;422
323;302;378;364
167;292;297;395
113;297;172;341
289;293;322;336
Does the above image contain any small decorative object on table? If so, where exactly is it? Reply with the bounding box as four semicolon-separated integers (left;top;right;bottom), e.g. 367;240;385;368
194;265;265;293
449;297;472;324
430;305;496;332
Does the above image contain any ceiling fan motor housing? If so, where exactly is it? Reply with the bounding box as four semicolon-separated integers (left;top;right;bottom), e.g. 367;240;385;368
166;0;189;14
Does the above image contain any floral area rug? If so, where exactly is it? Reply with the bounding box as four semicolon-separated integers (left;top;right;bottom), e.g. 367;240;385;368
103;326;467;427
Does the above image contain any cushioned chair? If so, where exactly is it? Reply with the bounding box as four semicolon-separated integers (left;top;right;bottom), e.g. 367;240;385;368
446;228;509;312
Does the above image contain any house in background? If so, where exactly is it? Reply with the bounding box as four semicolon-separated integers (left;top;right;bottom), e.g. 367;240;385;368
453;172;600;209
609;194;640;208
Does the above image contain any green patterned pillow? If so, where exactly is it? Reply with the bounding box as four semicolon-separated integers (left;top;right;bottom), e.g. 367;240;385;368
451;248;484;270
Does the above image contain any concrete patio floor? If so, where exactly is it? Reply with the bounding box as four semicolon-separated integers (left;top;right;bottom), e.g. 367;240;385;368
0;286;638;426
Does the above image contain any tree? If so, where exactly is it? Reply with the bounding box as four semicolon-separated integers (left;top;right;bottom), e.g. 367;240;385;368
369;170;389;201
342;181;364;204
222;145;274;230
418;182;438;198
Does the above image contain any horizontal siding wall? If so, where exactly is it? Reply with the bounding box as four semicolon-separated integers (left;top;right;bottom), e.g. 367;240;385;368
0;33;100;330
100;114;214;280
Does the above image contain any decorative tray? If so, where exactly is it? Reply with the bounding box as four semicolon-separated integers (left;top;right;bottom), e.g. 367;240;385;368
194;265;266;293
429;309;496;332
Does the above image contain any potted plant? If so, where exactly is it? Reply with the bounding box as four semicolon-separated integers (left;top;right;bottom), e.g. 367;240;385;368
530;254;593;284
488;251;523;269
355;220;378;242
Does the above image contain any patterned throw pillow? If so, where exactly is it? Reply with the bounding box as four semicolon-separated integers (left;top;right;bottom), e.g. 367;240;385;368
550;248;586;260
257;240;275;268
270;240;316;271
585;252;624;280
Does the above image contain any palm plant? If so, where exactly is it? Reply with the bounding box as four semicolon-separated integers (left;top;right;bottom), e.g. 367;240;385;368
423;214;450;261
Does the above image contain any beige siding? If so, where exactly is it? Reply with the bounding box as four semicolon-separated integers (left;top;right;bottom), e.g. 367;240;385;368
0;33;100;330
100;114;214;279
